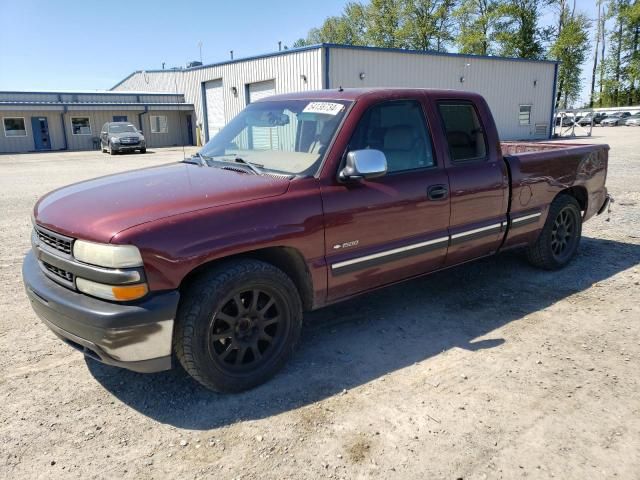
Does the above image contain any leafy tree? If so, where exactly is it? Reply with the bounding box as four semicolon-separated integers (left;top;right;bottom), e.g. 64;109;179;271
493;0;545;59
453;0;500;55
400;0;458;51
547;2;590;108
366;0;405;47
292;2;367;46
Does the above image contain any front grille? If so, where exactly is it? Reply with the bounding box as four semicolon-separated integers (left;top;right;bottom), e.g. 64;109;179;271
120;137;139;144
36;227;72;255
42;261;74;283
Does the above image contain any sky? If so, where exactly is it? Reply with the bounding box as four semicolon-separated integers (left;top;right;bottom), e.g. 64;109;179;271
0;0;600;105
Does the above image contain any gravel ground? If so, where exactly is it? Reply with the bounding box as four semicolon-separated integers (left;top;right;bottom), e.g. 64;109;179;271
1;131;639;480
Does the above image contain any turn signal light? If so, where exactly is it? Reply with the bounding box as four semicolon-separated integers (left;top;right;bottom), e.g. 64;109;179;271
76;277;148;302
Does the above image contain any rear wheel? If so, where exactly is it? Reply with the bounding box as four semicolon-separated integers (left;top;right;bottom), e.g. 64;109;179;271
526;195;582;270
174;259;303;392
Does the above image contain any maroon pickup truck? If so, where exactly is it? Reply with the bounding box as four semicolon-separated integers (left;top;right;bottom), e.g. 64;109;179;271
23;88;611;392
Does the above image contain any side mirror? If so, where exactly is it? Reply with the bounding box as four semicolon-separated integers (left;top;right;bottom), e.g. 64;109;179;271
339;149;387;181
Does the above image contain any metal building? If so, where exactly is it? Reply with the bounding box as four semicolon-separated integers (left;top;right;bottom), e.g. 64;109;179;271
112;44;558;142
0;91;195;153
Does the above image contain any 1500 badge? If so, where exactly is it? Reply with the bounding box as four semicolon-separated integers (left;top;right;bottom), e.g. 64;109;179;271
333;240;359;250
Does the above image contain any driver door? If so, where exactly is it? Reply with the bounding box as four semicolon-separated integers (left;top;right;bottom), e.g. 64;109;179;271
320;98;451;301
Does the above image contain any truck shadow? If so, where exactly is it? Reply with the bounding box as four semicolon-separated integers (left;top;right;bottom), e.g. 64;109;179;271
87;236;640;429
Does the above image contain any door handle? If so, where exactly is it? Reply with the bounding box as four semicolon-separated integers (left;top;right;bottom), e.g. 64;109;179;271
427;184;449;200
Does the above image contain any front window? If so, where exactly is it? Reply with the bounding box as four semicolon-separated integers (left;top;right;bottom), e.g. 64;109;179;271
109;124;138;134
3;117;27;137
199;99;351;176
71;117;91;135
150;115;168;133
519;105;532;125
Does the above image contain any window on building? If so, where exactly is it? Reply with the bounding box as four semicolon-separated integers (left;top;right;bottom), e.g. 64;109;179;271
71;117;92;135
437;102;487;162
3;117;27;137
348;100;435;173
150;115;168;134
519;105;532;125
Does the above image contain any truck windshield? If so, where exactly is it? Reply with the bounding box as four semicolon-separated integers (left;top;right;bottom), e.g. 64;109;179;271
199;99;351;176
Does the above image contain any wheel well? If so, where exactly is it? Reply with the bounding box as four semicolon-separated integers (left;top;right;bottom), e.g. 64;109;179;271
179;247;315;311
559;186;588;212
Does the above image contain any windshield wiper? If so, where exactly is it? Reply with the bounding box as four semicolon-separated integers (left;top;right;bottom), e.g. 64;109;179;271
183;152;212;167
231;156;263;175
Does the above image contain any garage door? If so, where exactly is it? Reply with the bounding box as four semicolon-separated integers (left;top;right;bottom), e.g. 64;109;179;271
247;80;278;150
247;79;276;103
204;79;224;140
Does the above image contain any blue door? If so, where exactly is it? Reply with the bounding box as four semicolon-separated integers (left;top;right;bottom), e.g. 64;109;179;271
186;114;194;145
31;117;51;150
113;115;127;122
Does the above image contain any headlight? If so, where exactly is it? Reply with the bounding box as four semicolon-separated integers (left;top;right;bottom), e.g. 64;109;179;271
110;136;120;143
73;240;143;268
76;277;148;301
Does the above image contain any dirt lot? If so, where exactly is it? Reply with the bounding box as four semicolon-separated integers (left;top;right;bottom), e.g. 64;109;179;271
1;133;639;480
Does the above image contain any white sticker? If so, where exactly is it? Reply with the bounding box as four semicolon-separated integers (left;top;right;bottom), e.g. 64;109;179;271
303;102;344;116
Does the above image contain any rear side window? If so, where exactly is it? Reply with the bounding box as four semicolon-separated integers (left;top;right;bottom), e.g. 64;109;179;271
348;100;435;173
437;102;487;162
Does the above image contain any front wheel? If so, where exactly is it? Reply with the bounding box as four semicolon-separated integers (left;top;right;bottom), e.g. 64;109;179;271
526;195;582;270
174;259;303;392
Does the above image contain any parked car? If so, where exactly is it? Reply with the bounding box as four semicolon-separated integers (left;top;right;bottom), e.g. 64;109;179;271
555;114;576;126
23;88;612;392
100;122;146;154
601;112;631;126
624;113;640;126
577;112;608;126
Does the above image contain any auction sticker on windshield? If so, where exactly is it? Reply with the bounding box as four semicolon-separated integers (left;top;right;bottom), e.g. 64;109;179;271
303;102;345;115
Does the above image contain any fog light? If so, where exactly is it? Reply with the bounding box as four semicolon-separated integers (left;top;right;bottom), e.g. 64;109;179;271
76;277;148;301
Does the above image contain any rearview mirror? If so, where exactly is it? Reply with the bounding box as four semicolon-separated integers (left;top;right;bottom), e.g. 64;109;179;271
339;149;387;181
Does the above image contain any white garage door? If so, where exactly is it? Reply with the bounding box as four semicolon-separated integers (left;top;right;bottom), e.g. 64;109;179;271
247;79;276;103
204;79;224;140
247;80;278;150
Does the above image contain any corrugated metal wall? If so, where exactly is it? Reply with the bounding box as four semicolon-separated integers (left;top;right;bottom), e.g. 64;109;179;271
328;47;556;140
112;48;324;137
0;110;65;152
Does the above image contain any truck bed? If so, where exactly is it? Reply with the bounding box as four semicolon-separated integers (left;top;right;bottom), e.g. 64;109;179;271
500;141;598;155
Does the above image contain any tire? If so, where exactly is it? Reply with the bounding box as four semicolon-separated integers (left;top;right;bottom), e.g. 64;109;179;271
139;148;146;154
108;143;116;155
526;194;582;270
174;259;303;392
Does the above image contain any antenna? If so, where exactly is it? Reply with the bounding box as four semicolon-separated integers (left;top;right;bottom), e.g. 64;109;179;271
197;40;203;63
230;50;234;60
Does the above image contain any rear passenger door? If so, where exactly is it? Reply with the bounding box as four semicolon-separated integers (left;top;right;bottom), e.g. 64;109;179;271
434;100;509;266
321;98;451;301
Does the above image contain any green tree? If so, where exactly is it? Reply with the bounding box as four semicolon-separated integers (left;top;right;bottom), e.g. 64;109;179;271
453;0;500;55
493;0;545;59
548;1;590;108
400;0;458;51
366;0;405;47
292;2;367;46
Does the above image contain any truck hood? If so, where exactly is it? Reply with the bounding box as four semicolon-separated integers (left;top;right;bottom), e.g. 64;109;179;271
34;163;290;242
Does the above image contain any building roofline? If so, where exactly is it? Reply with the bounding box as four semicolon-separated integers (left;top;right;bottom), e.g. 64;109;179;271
322;43;559;66
0;101;194;107
111;43;558;90
0;89;184;96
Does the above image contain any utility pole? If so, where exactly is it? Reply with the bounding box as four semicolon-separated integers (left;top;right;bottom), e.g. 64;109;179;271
590;0;603;108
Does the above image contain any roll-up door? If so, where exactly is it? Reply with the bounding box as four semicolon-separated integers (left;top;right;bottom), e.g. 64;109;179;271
204;79;224;140
247;80;278;150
